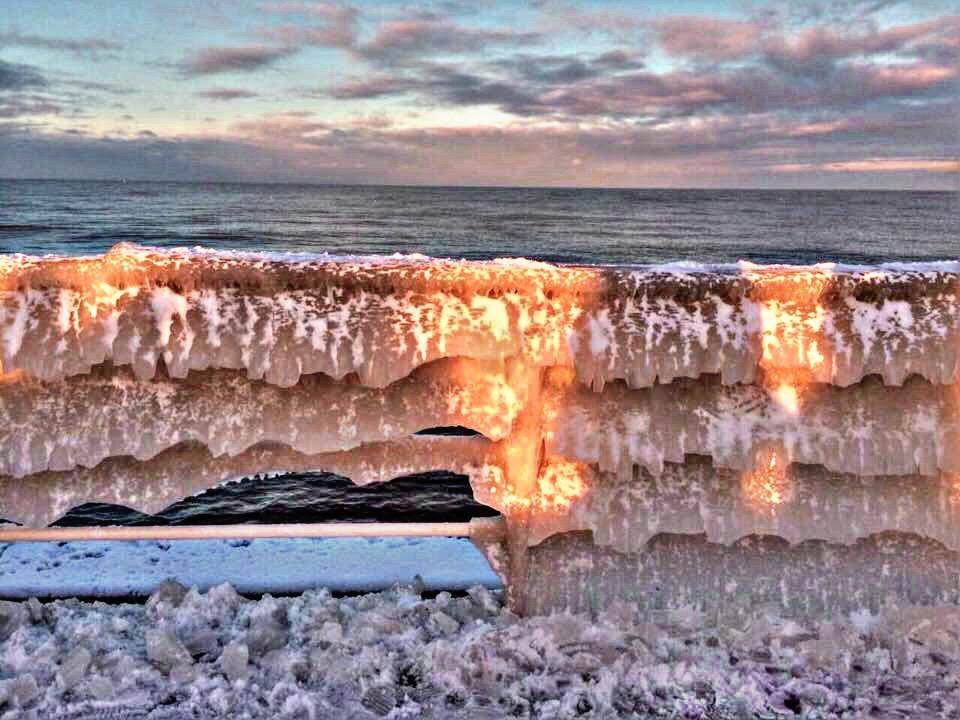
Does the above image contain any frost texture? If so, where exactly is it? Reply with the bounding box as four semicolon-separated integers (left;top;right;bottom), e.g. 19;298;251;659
524;531;960;624
2;245;960;620
542;372;960;478
525;457;960;553
2;583;960;719
1;244;957;388
0;358;524;478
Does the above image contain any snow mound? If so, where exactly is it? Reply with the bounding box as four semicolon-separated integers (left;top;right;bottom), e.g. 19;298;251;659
2;582;959;719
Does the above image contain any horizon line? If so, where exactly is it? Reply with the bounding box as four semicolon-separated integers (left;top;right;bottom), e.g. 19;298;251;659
2;177;956;194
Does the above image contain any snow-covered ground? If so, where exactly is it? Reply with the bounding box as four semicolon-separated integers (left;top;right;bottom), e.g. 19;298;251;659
3;579;960;719
0;537;500;598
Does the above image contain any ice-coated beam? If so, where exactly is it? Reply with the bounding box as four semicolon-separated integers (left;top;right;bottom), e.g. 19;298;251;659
543;371;960;478
3;354;956;483
521;530;960;623
0;357;527;478
1;244;957;389
522;455;960;553
0;519;506;542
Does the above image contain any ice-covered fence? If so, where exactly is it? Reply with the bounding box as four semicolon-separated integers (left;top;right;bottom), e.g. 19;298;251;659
1;244;959;620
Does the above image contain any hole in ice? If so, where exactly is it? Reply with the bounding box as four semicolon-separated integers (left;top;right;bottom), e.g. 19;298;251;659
414;426;483;437
49;470;499;527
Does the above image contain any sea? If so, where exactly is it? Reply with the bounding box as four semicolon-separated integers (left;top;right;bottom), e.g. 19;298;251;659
1;179;957;528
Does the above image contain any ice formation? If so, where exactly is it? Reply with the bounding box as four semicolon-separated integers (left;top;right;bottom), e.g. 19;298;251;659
2;243;960;620
4;581;960;719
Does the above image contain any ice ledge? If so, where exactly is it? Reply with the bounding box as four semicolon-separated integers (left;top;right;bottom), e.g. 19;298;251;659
1;243;958;389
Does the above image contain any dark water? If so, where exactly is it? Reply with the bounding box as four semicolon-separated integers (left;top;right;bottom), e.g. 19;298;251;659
1;179;957;264
1;180;957;527
53;471;498;527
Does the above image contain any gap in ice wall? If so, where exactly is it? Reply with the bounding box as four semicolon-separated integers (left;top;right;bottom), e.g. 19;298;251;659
1;244;959;618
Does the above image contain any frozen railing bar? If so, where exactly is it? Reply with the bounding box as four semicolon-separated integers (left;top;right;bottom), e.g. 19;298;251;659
0;518;505;543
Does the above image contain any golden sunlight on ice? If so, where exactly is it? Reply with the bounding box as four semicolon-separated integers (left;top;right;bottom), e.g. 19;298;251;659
949;474;960;508
741;445;792;514
489;457;588;514
744;264;834;415
534;458;588;511
770;382;800;415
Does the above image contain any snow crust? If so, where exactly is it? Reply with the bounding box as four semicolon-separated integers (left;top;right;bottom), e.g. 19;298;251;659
0;537;499;599
2;579;960;719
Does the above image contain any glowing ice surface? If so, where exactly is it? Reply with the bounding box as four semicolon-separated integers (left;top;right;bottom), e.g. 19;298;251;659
2;244;959;618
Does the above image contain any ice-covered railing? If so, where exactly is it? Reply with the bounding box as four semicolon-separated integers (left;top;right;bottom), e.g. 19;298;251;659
1;243;959;620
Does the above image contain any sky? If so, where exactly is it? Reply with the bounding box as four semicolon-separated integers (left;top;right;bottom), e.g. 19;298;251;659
0;0;957;189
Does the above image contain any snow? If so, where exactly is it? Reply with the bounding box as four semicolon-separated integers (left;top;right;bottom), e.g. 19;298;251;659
0;537;500;599
2;577;960;718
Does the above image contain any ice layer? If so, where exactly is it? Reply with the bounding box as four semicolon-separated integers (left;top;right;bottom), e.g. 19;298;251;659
2;243;959;619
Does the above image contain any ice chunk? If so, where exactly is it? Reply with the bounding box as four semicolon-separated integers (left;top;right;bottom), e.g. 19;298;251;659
3;244;960;628
220;641;249;683
145;578;189;619
56;646;92;690
522;456;960;553
145;628;193;674
245;597;289;656
0;600;27;641
521;530;960;623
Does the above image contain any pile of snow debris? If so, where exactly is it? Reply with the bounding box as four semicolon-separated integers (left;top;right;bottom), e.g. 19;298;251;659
2;582;959;719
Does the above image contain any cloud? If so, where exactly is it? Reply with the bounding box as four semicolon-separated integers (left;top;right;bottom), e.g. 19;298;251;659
0;126;244;181
2;100;955;190
328;64;545;114
181;45;296;75
310;7;957;124
2;1;955;190
327;51;646;112
654;17;764;61
328;73;416;99
761;16;959;71
0;59;47;91
258;1;358;48
494;51;645;85
259;1;352;18
258;3;542;66
375;37;956;121
0;31;122;58
0;95;62;118
63;79;135;96
649;11;960;93
195;87;260;100
533;1;645;41
772;0;914;27
0;58;129;121
772;158;960;173
356;19;540;63
260;23;355;48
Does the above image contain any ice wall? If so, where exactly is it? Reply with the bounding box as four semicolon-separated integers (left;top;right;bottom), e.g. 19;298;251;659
2;244;957;388
2;243;959;620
